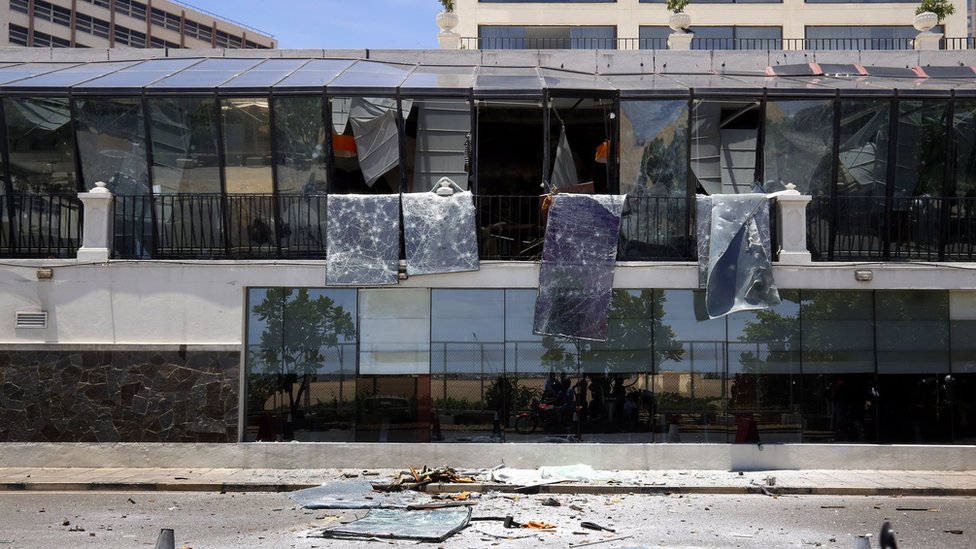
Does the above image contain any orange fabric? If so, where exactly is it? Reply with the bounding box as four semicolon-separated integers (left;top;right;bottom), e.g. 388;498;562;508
332;133;357;158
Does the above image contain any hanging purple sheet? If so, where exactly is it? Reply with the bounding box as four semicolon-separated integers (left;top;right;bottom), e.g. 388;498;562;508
401;190;479;275
326;194;400;285
533;194;625;341
696;194;780;319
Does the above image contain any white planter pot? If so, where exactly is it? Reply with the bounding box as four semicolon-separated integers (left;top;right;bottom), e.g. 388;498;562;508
437;11;459;33
913;11;938;32
669;13;691;32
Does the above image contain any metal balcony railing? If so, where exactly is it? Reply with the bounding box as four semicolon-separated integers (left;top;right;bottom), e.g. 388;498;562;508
462;37;969;51
107;193;705;261
114;193;329;259
808;195;976;262
33;191;976;264
0;193;81;258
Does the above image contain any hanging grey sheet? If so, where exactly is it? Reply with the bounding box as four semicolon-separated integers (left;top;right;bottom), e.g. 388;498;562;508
533;194;624;341
349;97;413;188
308;507;472;542
550;125;578;191
326;194;400;285
401;189;479;275
696;194;780;319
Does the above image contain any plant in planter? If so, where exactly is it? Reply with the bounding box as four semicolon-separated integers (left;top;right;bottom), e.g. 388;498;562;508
916;0;954;21
667;0;691;32
666;0;689;13
914;0;954;32
437;0;459;31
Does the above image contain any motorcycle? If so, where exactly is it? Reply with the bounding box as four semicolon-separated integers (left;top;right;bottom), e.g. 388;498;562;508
514;398;577;434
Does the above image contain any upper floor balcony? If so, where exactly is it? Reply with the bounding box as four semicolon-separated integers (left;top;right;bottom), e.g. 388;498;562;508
460;36;976;51
2;52;976;265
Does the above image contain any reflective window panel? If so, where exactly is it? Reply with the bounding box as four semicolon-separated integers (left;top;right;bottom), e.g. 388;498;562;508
244;288;358;442
274;96;328;256
147;96;222;257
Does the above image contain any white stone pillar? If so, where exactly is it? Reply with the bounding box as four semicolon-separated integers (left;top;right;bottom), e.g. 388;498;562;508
668;32;693;50
77;181;113;262
770;184;812;265
913;12;942;51
914;31;943;51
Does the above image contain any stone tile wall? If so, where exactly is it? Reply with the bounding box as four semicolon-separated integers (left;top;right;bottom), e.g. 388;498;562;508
0;349;240;442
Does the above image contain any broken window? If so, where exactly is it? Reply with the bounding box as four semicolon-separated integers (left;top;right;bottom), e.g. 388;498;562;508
618;99;692;260
762;99;834;195
404;98;470;193
274;96;328;256
221;97;276;255
691;99;761;195
331;96;406;194
147;96;222;257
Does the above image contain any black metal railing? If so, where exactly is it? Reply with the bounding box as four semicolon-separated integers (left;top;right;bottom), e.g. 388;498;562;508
476;194;697;261
808;195;976;262
8;191;971;263
618;195;695;261
115;193;330;259
463;36;969;51
111;193;704;261
942;37;976;51
462;37;618;50
476;195;545;260
0;193;81;258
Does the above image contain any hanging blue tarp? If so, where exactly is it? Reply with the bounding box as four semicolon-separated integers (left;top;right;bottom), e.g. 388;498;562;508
533;194;624;341
696;194;780;319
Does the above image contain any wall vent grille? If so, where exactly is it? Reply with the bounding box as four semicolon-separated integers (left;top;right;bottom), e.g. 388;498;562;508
15;311;47;329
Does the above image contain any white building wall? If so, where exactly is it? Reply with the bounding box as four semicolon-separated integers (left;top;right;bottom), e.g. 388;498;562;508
454;0;970;41
2;259;976;346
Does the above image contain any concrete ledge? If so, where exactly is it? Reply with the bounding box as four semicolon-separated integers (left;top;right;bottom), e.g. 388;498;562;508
0;442;973;471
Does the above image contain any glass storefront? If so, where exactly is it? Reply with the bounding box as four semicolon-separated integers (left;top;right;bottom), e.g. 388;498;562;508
244;287;976;445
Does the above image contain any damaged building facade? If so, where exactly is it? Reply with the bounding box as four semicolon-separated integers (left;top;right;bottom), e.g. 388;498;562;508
1;48;975;447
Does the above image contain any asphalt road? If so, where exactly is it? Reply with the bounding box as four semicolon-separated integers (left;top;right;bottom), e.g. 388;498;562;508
0;491;971;548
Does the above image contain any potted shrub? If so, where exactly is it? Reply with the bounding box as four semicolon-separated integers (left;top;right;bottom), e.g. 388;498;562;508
437;0;459;33
667;0;691;32
914;0;954;32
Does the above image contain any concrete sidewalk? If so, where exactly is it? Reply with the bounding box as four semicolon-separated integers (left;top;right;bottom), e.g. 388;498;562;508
0;467;974;497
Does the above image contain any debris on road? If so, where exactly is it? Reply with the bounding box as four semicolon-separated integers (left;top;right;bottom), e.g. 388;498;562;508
580;521;615;532
383;465;476;492
308;507;472;542
568;534;633;547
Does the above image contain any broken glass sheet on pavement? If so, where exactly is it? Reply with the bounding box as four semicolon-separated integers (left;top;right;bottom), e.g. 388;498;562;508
288;480;430;509
533;194;624;341
309;507;471;542
401;189;479;275
697;194;780;319
326;194;400;285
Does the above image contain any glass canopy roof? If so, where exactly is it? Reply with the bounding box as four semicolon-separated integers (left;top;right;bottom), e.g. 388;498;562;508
0;56;971;98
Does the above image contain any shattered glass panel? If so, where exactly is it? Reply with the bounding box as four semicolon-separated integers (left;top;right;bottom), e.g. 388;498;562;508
534;194;624;341
288;480;429;509
402;190;479;275
310;507;471;542
326;194;400;285
697;194;780;319
762;100;834;195
619;100;688;197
